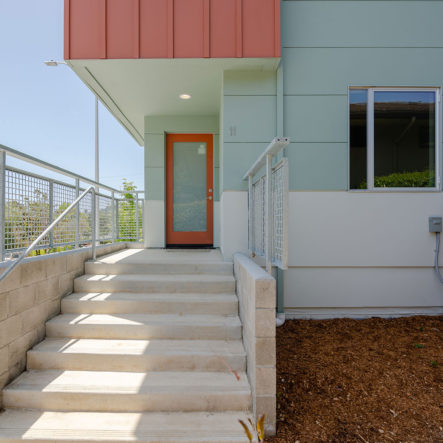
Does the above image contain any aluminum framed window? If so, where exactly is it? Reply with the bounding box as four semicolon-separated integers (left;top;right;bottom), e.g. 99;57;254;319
349;87;441;191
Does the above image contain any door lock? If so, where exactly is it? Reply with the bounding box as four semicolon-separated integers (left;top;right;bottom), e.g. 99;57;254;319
208;196;213;200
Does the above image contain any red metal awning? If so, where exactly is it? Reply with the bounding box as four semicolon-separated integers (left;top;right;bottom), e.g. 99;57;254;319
64;0;281;60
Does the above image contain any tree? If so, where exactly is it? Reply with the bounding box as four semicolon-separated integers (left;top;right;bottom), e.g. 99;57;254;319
118;179;142;241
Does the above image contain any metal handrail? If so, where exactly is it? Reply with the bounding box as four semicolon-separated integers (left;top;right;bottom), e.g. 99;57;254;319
243;137;290;273
0;144;145;260
0;186;96;283
242;137;290;180
0;144;120;194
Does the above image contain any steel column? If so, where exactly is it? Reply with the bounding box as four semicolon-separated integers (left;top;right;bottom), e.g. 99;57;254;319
95;98;100;245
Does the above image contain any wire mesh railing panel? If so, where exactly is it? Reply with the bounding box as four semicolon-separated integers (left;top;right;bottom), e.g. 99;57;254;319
52;182;77;246
251;176;266;257
271;158;288;269
138;199;144;241
5;168;50;251
0;150;149;262
117;197;143;241
248;158;288;270
98;194;113;241
78;191;93;244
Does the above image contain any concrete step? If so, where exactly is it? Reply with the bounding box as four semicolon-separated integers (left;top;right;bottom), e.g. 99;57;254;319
74;274;236;294
3;370;251;412
85;260;233;276
62;292;238;316
46;314;242;340
27;338;246;372
0;410;250;442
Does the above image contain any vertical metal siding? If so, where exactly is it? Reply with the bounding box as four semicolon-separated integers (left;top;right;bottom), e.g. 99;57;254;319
210;0;237;58
174;0;205;58
65;0;280;60
68;0;106;59
140;0;170;58
242;0;276;57
107;0;139;59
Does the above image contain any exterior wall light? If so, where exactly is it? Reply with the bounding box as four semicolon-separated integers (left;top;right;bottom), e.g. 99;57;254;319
44;60;67;66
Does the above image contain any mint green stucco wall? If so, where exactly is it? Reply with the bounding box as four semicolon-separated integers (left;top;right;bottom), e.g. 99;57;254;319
222;71;277;191
282;0;443;191
144;116;220;201
143;1;443;194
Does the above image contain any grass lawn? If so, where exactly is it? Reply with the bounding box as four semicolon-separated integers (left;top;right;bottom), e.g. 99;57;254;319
268;316;442;443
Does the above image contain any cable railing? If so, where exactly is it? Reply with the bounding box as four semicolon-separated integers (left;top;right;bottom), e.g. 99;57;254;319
243;137;290;273
0;144;144;263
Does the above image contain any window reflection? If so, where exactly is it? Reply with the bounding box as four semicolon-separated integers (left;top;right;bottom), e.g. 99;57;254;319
374;91;435;188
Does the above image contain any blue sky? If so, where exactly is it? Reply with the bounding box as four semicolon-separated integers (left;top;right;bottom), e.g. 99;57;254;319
0;0;144;191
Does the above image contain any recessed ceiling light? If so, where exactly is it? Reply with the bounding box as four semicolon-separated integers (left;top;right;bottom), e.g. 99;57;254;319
179;94;191;100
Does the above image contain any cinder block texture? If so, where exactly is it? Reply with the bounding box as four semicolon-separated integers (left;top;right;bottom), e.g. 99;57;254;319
233;253;276;436
0;242;126;408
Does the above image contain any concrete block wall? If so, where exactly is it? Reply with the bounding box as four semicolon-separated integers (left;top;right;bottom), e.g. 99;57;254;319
0;242;126;407
233;252;276;435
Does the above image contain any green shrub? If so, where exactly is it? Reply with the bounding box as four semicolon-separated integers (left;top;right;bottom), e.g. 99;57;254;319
359;170;435;189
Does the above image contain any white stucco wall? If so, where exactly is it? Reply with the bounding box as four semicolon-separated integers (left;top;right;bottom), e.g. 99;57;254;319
284;191;443;317
220;191;249;260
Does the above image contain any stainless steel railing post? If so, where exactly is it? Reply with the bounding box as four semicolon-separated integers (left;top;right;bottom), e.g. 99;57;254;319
265;154;272;274
75;178;80;249
0;151;6;262
248;174;253;257
91;188;96;261
135;193;139;242
48;180;54;250
111;191;115;243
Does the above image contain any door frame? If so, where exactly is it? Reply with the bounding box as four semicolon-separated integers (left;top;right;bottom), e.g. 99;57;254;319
166;133;214;246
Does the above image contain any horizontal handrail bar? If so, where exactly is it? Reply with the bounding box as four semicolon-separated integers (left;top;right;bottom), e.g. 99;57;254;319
5;159;145;200
0;144;119;194
0;186;96;283
6;165;78;190
242;137;290;180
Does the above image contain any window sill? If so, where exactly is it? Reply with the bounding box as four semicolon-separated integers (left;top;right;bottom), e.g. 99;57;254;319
348;188;441;193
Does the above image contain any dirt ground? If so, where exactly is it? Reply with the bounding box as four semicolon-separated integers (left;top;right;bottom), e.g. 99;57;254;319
268;316;442;443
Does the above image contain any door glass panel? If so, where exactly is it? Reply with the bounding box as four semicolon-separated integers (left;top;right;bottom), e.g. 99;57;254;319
173;142;207;232
374;91;436;188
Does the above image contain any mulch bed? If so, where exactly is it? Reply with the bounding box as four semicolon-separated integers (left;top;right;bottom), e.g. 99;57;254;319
268;316;442;443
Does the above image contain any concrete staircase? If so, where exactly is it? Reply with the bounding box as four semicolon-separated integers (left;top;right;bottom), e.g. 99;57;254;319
0;249;251;442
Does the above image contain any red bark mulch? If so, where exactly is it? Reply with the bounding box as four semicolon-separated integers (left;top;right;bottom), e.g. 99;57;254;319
268;316;442;443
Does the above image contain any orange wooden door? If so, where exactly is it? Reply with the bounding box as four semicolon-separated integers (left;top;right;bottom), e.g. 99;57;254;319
166;134;213;245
